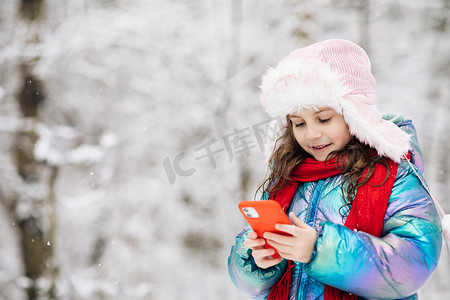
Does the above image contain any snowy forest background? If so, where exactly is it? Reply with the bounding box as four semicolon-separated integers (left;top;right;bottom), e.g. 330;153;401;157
0;0;449;299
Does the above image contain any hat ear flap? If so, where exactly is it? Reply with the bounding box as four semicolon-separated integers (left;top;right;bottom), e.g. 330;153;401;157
341;95;410;163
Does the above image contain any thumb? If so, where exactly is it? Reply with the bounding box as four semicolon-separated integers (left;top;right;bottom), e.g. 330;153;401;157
289;212;309;229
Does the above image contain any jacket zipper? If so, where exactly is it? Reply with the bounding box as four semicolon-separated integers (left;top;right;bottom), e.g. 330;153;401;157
297;180;324;300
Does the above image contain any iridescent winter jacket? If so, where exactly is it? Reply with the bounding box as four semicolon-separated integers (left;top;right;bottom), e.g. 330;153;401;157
228;117;442;300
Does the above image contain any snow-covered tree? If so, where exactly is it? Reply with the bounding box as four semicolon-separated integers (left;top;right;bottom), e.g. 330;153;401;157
0;0;448;299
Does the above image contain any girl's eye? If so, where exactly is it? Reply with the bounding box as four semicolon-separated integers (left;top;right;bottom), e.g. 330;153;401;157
319;117;331;123
295;122;305;127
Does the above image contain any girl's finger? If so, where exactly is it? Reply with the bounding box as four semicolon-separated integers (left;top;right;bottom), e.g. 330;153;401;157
264;231;295;245
266;238;293;254
244;237;265;249
251;247;276;260
254;256;283;269
288;212;310;229
247;231;258;239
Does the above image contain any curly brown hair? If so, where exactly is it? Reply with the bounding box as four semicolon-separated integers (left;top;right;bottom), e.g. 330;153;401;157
257;115;390;215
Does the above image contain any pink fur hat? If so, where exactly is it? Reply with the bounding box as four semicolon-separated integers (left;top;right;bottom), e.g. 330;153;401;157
260;39;410;163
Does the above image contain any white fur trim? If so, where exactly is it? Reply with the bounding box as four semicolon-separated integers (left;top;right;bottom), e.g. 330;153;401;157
261;59;349;118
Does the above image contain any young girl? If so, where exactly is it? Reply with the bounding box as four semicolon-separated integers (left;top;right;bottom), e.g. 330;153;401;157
228;39;443;300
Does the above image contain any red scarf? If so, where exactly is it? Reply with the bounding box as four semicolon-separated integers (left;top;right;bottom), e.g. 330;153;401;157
267;157;398;300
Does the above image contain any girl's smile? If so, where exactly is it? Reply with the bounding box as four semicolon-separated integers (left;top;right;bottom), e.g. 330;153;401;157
289;108;352;161
312;144;331;150
310;143;332;157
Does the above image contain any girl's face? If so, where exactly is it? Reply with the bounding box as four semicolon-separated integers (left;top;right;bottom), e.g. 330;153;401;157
289;108;352;161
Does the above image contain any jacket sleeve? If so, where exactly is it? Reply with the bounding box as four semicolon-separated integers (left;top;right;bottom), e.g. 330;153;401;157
228;227;288;299
304;161;442;299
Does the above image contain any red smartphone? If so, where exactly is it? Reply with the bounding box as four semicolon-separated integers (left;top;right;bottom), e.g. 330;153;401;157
238;200;292;258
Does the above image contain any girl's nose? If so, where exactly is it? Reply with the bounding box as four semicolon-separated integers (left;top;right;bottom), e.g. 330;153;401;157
305;125;321;140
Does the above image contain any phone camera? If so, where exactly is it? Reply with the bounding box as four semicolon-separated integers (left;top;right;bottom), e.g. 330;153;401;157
242;207;259;218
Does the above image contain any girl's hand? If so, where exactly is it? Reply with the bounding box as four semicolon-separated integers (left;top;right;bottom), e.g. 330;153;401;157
243;231;283;269
264;212;318;263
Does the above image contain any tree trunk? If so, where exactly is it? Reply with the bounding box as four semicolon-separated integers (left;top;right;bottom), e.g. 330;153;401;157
12;1;58;299
13;67;49;300
20;0;45;21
